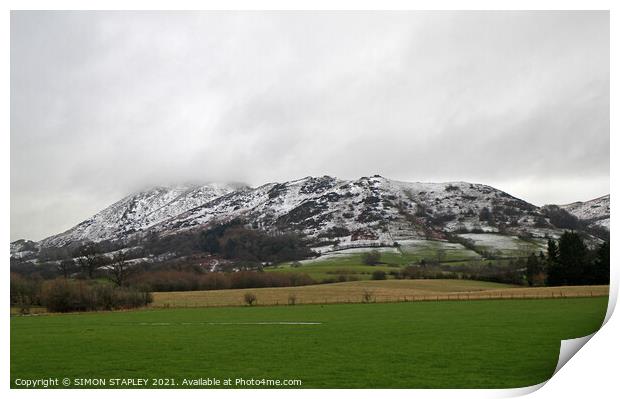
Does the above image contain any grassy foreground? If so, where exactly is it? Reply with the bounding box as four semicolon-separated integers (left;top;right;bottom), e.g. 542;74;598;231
151;279;608;308
11;296;607;388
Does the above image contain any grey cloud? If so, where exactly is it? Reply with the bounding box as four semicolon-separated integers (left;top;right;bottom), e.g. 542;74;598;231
11;11;609;240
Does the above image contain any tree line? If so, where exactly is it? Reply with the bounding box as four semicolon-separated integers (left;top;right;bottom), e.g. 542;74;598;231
199;220;316;263
528;231;609;286
129;270;316;292
10;274;152;314
357;231;609;287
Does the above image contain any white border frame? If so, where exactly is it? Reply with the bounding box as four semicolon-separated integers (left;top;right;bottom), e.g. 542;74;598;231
3;2;616;399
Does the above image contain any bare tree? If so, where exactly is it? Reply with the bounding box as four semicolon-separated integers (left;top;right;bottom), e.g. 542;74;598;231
244;292;257;306
57;259;75;279
74;242;104;279
109;252;133;287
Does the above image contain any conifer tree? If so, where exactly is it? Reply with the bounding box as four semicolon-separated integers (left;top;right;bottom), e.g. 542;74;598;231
592;242;610;285
526;252;542;286
558;231;588;285
546;238;561;285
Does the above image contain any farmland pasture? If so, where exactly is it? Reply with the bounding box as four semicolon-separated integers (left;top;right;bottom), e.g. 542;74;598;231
268;236;542;280
11;297;607;388
457;233;546;256
150;280;608;308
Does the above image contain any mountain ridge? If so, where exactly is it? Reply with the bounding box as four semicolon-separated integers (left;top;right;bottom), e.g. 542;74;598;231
560;194;610;230
21;176;608;254
38;182;245;248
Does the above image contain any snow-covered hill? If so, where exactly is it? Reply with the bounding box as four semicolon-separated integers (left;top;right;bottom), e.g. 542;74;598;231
39;183;245;248
35;176;540;247
10;239;39;260
20;176;609;256
153;176;544;244
561;194;610;230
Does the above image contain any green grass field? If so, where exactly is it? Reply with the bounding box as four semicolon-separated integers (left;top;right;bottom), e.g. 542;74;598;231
456;233;546;256
267;236;540;281
11;296;608;388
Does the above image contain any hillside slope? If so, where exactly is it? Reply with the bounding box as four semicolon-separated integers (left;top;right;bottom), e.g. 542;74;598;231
561;194;610;230
26;175;604;254
153;175;548;246
39;183;244;248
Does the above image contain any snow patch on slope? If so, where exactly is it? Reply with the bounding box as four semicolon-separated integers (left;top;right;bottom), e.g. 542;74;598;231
39;183;243;247
561;195;610;230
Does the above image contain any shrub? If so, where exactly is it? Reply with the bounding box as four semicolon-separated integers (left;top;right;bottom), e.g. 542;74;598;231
95;284;116;310
371;270;387;280
10;273;42;313
362;289;374;303
40;279;84;312
361;250;381;266
39;279;152;313
244;292;257;306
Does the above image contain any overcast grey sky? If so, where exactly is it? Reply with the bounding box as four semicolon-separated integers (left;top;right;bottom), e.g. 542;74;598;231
11;11;609;241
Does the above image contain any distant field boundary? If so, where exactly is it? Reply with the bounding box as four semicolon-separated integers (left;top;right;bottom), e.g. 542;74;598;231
11;282;609;315
317;242;394;253
152;284;609;309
